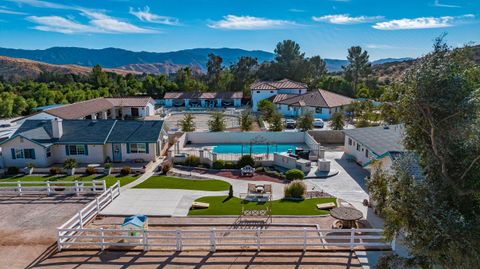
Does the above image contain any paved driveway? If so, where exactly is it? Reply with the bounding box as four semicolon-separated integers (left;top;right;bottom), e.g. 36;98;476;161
100;189;227;217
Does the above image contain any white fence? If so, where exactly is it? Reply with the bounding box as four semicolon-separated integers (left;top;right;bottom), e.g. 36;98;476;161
57;181;120;250
57;226;393;252
0;180;107;195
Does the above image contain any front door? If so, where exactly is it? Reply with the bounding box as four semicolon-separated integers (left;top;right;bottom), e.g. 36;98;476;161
112;144;122;162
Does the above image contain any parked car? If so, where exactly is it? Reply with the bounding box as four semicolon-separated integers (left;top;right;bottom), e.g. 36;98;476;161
0;124;11;128
285;119;297;129
313;118;324;128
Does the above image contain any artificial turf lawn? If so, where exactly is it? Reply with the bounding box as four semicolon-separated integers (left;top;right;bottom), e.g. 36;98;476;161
133;176;231;191
188;196;337;216
0;175;138;188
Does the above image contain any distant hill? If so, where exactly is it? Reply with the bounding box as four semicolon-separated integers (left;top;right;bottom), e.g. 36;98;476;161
0;46;415;74
0;56;139;81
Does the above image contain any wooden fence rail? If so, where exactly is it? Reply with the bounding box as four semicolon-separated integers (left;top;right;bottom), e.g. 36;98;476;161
0;180;107;195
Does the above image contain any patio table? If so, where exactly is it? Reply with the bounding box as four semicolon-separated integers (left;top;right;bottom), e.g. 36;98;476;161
330;207;363;229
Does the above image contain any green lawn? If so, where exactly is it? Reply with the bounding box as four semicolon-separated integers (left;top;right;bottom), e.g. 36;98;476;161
188;196;337;216
0;175;138;187
133;176;230;191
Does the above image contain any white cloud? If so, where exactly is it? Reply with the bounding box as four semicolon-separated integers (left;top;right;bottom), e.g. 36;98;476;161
433;0;461;8
129;6;179;25
27;16;96;34
0;7;27;15
373;14;474;30
312;14;383;24
28;11;158;34
208;15;296;30
7;0;71;10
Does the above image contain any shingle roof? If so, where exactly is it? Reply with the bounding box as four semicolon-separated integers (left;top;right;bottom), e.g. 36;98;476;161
274;89;353;108
250;79;307;90
107;120;164;143
163;92;243;99
42;97;154;119
3;119;164;147
343;124;405;156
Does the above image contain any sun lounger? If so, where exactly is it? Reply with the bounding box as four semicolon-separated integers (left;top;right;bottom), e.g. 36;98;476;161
191;202;209;209
316;202;336;210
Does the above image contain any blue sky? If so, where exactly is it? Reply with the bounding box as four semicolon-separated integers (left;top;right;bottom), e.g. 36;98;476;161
0;0;478;60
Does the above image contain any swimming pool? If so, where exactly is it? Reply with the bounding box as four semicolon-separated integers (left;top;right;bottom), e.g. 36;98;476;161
212;144;297;154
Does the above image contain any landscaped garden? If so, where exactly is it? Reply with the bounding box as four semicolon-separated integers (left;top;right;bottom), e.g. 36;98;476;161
0;175;138;187
188;195;337;216
133;176;231;191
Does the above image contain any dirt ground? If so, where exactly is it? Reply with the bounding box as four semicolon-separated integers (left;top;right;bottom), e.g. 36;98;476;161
0;194;94;269
28;250;363;268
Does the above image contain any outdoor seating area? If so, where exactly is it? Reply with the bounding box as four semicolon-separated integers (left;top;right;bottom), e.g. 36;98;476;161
330;207;364;229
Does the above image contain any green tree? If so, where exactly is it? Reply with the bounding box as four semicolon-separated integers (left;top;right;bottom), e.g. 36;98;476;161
239;110;254;131
257;99;276;122
230;56;258;96
179;113;196;132
297;112;314;131
330;112;345;130
268;112;284;132
307;56;327;87
207;53;223;89
208;111;226;132
370;39;480;268
343;46;372;93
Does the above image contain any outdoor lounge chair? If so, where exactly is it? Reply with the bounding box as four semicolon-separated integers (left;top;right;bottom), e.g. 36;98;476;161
241;165;255;177
247;183;257;194
263;184;272;194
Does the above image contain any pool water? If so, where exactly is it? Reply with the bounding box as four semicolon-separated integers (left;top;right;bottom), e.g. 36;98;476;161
212;144;297;154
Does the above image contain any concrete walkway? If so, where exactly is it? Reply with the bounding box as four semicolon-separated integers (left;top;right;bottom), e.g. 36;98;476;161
170;168;287;200
101;189;228;216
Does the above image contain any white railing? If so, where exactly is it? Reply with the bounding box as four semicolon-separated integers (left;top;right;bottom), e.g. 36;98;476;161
57;181;121;251
57;226;393;252
0;180;107;195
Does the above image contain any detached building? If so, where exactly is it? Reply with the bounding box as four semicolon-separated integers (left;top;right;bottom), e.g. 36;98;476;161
163;92;243;108
0;118;166;168
250;79;353;120
16;97;156;122
343;124;405;173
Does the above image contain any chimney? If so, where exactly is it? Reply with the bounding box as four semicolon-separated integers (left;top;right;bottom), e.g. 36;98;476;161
52;118;63;138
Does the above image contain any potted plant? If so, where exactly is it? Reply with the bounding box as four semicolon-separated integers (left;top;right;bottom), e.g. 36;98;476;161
64;158;77;176
104;163;112;175
24;163;34;175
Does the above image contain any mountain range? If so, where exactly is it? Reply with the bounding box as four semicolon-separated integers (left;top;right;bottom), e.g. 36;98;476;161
0;47;413;74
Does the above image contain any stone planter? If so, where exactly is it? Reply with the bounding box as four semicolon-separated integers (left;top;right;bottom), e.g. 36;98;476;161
67;168;75;176
104;168;112;175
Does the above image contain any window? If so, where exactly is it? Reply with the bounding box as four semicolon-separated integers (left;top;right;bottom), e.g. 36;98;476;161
365;149;369;158
11;148;35;159
256;91;260;93
46;147;51;158
66;145;87;156
315;107;322;113
270;91;274;93
356;144;360;151
348;138;352;146
129;143;147;154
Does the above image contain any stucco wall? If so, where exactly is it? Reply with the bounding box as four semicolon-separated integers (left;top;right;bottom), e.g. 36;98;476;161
308;130;345;144
185;132;306;144
51;144;106;164
1;136;50;167
344;134;373;165
251;89;278;112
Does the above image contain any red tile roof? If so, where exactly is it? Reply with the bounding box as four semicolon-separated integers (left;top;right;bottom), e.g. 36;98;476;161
274;89;353;108
250;79;307;90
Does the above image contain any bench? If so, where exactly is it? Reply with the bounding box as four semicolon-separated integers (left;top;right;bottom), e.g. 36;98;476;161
191;202;210;209
316;202;336;210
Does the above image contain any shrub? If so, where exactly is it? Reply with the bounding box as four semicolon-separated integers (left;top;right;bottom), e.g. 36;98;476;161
265;170;285;180
224;161;238;169
162;160;172;174
7;166;19;175
212;160;225;170
27;163;34;169
255;167;265;173
50;166;61;175
237;155;255;168
285;169;305;181
120;166;131;176
104;163;112;169
284;180;306;199
184;155;200;167
63;158;77;169
86;166;96;175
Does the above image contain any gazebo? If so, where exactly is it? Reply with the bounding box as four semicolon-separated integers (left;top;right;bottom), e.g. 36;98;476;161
330;207;363;229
